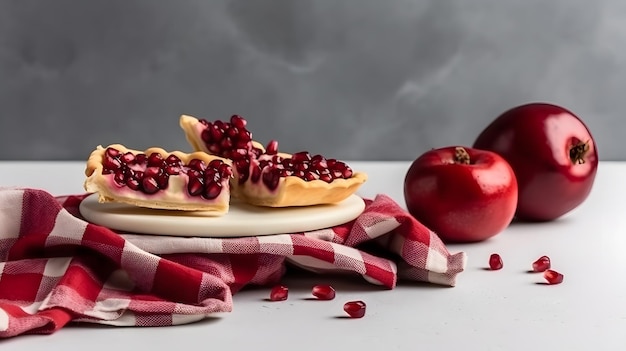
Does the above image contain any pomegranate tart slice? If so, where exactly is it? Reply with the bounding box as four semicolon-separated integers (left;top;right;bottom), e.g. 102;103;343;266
84;144;233;214
179;114;367;207
237;150;368;207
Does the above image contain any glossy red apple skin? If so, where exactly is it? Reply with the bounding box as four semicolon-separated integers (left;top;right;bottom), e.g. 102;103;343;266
473;102;598;221
403;146;518;243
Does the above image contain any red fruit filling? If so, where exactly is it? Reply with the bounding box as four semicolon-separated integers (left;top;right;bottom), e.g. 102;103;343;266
543;269;564;285
102;147;232;199
311;285;336;300
343;301;366;318
532;255;551;272
251;150;355;191
197;115;354;189
489;253;503;270
198;115;263;184
269;285;289;301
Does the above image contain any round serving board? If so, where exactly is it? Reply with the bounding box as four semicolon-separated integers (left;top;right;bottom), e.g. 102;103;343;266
79;193;365;237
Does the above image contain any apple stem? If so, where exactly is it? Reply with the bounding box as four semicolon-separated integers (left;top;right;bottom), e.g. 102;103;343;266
454;147;471;165
569;140;589;165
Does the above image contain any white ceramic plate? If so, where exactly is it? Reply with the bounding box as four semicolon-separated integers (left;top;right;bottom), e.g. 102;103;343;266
79;193;365;237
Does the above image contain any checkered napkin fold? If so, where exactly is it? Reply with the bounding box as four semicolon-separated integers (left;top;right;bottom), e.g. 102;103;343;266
0;187;466;338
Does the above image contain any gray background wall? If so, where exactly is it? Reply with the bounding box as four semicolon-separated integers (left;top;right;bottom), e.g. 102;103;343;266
0;0;623;161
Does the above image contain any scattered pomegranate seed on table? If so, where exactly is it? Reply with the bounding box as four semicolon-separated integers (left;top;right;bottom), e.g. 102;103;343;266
311;285;336;300
343;301;366;318
543;269;564;285
269;285;289;301
532;255;551;272
488;253;503;270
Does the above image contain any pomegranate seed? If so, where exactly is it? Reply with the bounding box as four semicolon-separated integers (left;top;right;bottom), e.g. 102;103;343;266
214;120;226;129
230;114;247;129
319;173;333;183
265;140;279;155
208;159;224;169
141;176;159;194
144;166;161;178
218;163;233;178
295;162;309;171
227;126;239;138
164;165;180;175
188;159;206;172
210;126;223;142
240;130;252;143
262;168;281;190
489;253;503;270
201;129;212;143
281;159;294;169
113;171;125;186
220;137;233;149
343;301;366;318
269;285;288;301
156;174;169;189
341;167;353;178
121;152;135;164
187;175;204;196
134;153;147;165
127;178;140;190
105;147;120;158
147;153;164;167
231;149;248;160
292;151;311;162
543;269;564;285
250;165;262;182
203;169;218;183
103;155;122;171
203;181;222;199
532;256;551;272
311;285;336;300
165;154;181;165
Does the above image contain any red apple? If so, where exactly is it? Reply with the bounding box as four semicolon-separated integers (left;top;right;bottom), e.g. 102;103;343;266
403;146;518;243
473;102;598;221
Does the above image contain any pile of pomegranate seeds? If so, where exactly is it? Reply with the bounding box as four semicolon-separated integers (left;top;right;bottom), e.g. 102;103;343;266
488;253;503;270
269;285;289;301
102;147;231;198
198;115;263;184
343;301;367;318
543;269;564;285
311;285;336;300
532;255;551;272
199;115;255;156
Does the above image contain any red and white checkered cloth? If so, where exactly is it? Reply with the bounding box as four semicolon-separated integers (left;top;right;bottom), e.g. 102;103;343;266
0;187;466;338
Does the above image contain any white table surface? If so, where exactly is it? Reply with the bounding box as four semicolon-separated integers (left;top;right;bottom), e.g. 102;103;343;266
1;161;625;351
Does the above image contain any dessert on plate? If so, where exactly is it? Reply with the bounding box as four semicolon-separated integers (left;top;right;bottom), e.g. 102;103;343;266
179;114;367;207
84;144;233;215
